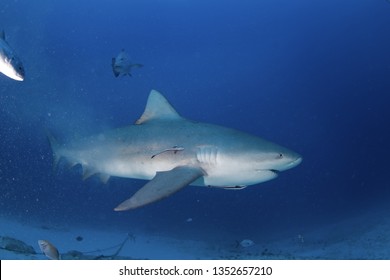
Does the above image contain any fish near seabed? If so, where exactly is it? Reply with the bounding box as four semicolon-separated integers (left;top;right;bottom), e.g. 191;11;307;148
111;49;143;77
0;30;25;81
48;90;302;210
38;240;60;260
238;239;255;248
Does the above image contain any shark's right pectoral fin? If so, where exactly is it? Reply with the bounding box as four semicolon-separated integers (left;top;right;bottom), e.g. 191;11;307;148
114;166;205;211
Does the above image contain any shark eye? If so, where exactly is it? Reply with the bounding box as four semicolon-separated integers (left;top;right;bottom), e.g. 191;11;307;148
276;153;283;159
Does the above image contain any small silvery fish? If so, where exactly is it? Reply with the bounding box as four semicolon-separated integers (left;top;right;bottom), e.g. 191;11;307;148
38;239;60;260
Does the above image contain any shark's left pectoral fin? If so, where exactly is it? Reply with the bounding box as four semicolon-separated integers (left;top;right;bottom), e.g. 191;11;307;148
114;166;205;211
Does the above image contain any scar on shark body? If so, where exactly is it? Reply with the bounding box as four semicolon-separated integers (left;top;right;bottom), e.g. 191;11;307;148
151;146;184;159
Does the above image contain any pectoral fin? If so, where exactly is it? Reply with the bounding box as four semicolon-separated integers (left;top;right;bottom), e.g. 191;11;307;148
114;166;205;211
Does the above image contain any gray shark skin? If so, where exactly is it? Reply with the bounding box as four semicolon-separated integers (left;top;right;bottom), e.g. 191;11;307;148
48;90;302;210
0;31;25;81
111;49;143;77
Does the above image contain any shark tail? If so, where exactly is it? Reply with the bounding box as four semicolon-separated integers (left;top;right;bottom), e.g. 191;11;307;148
46;129;62;169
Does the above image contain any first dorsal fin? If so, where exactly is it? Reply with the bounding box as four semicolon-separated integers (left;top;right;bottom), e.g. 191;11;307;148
135;90;183;124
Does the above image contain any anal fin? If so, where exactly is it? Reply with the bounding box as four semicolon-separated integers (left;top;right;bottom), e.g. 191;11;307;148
100;173;110;184
114;166;205;211
82;166;97;180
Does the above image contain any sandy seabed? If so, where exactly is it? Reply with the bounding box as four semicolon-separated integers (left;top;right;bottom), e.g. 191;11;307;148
1;203;390;260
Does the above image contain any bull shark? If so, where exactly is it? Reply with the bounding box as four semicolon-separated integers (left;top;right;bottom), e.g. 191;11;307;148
112;49;143;77
0;30;25;81
48;90;302;211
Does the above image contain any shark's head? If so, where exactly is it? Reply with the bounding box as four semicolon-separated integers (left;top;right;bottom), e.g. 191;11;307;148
244;139;302;183
3;55;25;81
206;134;302;187
257;146;302;172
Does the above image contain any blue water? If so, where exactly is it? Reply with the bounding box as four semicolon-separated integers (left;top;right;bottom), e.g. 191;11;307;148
1;0;390;257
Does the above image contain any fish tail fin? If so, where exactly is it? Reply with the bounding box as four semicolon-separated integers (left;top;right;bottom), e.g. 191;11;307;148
45;129;62;168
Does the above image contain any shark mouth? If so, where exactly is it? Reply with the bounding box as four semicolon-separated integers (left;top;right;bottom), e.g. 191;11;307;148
255;169;280;175
207;185;248;190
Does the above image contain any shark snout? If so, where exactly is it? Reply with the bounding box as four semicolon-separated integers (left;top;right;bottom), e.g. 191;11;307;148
289;156;302;168
278;155;302;171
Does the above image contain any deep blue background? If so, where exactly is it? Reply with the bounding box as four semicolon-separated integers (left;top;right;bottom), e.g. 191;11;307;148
1;0;389;241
